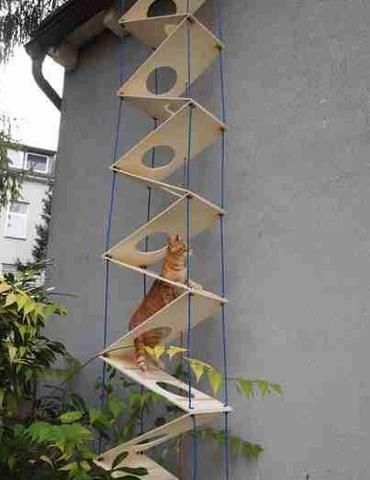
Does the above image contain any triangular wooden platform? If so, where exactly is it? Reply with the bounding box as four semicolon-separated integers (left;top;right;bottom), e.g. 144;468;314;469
104;191;224;270
117;15;223;99
95;412;217;471
120;0;207;24
104;290;225;355
113;99;224;182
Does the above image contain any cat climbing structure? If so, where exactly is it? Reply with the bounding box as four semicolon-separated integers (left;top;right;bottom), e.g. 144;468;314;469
96;0;231;477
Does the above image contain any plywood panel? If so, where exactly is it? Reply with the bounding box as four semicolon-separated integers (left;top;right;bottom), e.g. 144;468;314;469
104;291;224;354
117;16;223;98
105;256;226;303
113;100;224;182
101;351;230;413
95;413;218;469
123;14;186;47
120;0;207;23
104;192;224;268
123;95;188;121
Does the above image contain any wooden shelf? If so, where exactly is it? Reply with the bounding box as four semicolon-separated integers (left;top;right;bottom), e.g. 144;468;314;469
120;0;207;24
123;14;187;48
117;16;223;99
96;452;178;480
113;100;224;183
123;96;188;122
95;412;218;470
104;290;224;355
101;350;230;413
104;191;224;269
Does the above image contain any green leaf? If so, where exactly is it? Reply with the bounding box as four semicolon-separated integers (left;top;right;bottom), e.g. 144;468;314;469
108;395;123;419
145;345;165;360
166;346;187;359
15;293;28;310
89;408;101;424
59;462;78;471
5;292;17;306
119;467;148;476
80;460;91;471
230;436;242;455
40;455;53;467
111;451;129;470
23;299;36;315
8;344;17;363
59;410;83;424
207;368;222;395
256;380;269;398
242;441;264;459
114;475;143;480
235;378;254;398
187;359;205;382
270;383;283;395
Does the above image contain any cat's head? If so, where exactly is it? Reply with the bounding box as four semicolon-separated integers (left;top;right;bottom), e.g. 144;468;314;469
168;234;190;256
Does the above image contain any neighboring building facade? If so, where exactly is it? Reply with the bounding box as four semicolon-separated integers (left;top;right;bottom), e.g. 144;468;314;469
0;145;55;272
26;1;370;479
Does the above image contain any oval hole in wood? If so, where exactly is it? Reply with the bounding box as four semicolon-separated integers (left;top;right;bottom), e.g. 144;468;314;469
142;145;175;168
141;327;172;346
147;66;177;94
136;232;169;252
147;0;177;17
156;381;195;398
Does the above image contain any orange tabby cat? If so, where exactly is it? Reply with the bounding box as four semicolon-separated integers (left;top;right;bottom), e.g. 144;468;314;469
129;234;189;372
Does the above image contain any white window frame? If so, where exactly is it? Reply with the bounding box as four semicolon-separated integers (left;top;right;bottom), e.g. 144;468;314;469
4;201;29;240
25;152;49;174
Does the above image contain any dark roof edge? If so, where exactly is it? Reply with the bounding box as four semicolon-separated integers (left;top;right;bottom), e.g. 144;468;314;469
25;0;114;58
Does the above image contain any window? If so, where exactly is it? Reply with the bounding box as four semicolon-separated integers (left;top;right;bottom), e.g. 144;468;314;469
26;152;49;173
1;263;17;275
7;149;24;169
4;202;29;239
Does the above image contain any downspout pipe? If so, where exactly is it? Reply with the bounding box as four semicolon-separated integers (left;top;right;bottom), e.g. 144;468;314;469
31;52;62;111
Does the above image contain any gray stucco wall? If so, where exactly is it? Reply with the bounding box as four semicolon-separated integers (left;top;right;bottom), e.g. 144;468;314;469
48;0;370;479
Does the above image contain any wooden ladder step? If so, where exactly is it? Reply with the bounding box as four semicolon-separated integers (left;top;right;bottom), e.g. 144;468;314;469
113;99;225;184
117;15;223;99
104;191;224;270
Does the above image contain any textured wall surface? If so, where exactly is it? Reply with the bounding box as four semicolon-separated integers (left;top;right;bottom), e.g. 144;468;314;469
48;0;370;479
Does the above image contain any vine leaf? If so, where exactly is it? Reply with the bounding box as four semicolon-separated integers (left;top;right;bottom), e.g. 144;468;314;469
111;451;128;470
59;410;83;424
233;378;283;398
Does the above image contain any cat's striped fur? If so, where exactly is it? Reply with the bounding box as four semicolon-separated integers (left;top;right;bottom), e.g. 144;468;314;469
128;235;188;372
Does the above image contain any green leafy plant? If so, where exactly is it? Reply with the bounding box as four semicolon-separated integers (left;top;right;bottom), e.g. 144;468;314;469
0;268;148;480
0;0;69;63
113;343;283;467
0;115;23;208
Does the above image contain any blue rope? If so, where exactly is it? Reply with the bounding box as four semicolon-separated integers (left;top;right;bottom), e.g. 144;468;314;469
186;109;194;410
215;1;230;480
99;0;126;451
185;14;194;411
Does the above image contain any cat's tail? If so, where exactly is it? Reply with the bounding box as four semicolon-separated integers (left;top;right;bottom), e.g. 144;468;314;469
134;336;148;372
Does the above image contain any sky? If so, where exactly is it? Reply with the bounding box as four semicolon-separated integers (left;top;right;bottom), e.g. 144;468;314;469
0;47;64;151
